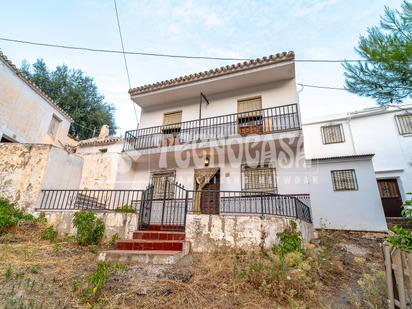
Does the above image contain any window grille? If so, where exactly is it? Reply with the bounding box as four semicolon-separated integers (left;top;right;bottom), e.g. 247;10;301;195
331;170;358;191
396;114;412;135
151;171;175;199
241;164;276;193
321;124;344;144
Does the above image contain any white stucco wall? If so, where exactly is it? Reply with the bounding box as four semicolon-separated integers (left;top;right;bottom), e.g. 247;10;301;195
139;79;298;129
308;158;387;231
0;58;71;146
303;108;412;202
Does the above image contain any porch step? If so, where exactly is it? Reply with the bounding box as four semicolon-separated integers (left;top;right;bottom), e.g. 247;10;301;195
387;217;412;230
133;230;185;241
98;250;185;265
115;239;185;251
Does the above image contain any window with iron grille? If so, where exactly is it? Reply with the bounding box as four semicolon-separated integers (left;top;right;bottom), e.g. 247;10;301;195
237;97;263;124
241;164;277;193
321;124;344;144
331;170;358;191
396;114;412;135
151;171;175;199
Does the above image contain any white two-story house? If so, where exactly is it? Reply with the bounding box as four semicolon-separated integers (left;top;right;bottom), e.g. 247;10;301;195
303;105;412;219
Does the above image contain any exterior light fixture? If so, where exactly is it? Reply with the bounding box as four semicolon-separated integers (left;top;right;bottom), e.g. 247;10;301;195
204;155;210;167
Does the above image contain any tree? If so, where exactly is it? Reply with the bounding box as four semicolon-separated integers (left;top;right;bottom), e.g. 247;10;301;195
21;59;116;139
344;1;412;105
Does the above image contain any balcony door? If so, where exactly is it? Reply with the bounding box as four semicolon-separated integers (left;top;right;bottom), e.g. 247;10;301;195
237;97;263;136
162;111;182;146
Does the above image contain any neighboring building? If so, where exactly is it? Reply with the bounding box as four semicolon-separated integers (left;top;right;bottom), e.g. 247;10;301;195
0;51;73;146
303;105;412;219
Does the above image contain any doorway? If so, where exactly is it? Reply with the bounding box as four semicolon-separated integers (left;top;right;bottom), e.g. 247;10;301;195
377;179;403;217
194;168;220;214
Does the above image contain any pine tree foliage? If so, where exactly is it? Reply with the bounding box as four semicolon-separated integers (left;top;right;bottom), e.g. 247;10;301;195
344;1;412;104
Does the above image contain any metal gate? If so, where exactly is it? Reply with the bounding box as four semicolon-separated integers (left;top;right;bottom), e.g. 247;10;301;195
138;179;188;231
138;184;154;230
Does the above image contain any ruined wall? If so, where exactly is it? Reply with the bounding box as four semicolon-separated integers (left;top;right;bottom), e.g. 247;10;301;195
42;211;138;240
186;214;314;252
79;153;120;189
0;144;83;211
0;144;51;212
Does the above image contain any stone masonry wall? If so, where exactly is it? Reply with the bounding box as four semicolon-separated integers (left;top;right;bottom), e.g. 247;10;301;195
186;214;314;252
43;211;138;240
0;144;51;212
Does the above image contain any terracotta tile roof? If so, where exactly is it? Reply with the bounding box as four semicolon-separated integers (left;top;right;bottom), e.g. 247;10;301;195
77;136;122;147
0;50;73;122
129;51;295;96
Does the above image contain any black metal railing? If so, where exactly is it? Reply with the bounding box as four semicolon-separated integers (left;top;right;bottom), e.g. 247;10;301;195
185;190;312;223
38;189;144;211
124;103;300;151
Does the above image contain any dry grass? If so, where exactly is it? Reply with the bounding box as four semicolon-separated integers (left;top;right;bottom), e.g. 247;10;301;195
0;225;387;309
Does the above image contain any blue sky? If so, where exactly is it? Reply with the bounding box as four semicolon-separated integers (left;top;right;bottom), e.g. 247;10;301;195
0;0;404;134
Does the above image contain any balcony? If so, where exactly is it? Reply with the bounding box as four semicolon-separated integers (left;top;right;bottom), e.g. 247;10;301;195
124;103;300;151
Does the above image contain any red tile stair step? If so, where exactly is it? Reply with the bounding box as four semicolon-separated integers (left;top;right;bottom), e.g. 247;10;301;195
114;231;186;252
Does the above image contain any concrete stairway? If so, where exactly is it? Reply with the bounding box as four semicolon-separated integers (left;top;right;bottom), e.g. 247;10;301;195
99;230;189;265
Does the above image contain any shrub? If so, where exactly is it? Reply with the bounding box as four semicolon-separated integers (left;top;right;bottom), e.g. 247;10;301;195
108;233;120;248
114;204;136;213
80;261;123;302
272;221;303;256
41;226;58;242
387;193;412;251
0;198;25;233
73;211;105;245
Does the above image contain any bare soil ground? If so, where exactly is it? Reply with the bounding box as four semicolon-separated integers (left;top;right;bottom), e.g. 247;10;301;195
0;224;387;308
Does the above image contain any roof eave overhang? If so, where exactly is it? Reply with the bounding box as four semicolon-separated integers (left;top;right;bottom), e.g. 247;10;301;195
131;60;295;108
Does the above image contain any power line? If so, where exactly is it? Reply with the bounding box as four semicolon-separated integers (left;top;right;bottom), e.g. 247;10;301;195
0;36;371;63
298;83;346;91
113;0;139;125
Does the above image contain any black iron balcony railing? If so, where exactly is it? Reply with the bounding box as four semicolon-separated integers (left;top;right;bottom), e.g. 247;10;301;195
124;103;300;151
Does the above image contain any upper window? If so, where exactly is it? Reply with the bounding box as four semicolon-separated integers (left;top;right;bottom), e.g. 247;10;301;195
162;111;182;134
238;97;262;114
48;115;61;139
331;169;358;191
321;124;344;144
241;164;276;193
396;114;412;135
151;170;175;199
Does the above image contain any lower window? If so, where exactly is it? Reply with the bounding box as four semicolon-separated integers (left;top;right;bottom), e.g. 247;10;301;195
241;164;277;193
331;169;358;191
151;171;175;199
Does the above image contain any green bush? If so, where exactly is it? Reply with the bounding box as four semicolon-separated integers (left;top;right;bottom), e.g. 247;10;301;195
41;226;58;242
272;221;303;256
80;261;123;302
114;204;136;213
387;193;412;252
73;211;105;245
0;198;25;233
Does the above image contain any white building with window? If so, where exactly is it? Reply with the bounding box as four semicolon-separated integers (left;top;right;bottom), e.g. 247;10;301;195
303;104;412;221
0;51;72;146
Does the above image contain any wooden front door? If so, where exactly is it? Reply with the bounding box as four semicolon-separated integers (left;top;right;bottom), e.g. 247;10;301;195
197;170;220;214
377;179;403;217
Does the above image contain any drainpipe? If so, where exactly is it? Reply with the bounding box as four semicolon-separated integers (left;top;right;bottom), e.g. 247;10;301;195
346;113;357;155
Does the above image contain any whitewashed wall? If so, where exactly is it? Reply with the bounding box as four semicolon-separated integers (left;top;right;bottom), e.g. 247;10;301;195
308;158;387;231
139;79;297;129
0;59;71;146
303;109;412;201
